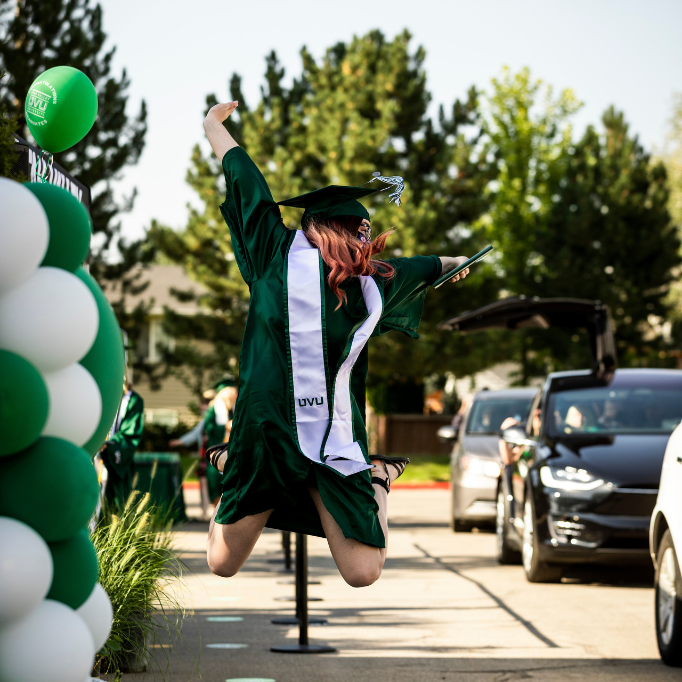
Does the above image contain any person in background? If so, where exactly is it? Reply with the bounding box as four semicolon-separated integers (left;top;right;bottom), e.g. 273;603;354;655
498;408;541;518
100;380;144;508
203;378;238;506
450;393;473;435
170;397;211;519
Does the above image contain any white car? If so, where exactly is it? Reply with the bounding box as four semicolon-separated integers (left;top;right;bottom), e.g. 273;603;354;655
650;423;682;667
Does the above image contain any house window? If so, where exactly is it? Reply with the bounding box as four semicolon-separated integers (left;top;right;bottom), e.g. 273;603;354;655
148;318;175;363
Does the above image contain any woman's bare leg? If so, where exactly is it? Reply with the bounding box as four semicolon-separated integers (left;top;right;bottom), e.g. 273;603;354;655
207;503;274;578
308;459;401;588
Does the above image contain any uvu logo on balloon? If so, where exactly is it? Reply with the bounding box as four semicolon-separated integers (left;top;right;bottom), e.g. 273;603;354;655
26;89;50;120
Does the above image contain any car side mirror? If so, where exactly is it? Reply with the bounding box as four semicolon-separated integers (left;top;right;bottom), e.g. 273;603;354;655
437;425;458;443
500;425;534;446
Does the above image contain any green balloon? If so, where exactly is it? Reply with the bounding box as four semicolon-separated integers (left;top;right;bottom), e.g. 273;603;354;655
76;268;125;456
0;350;49;457
26;183;92;272
47;528;99;609
25;66;98;153
0;437;99;542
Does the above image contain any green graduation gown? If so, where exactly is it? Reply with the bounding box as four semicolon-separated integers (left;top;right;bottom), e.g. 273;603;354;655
216;148;441;548
102;390;144;506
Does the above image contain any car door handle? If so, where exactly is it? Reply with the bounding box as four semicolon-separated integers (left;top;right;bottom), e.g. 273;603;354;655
677;455;682;463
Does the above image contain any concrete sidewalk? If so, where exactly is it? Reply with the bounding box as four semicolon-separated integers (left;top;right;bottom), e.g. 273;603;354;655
105;489;674;682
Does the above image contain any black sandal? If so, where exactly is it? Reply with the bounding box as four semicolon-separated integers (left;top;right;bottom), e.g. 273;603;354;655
370;455;410;494
206;443;229;471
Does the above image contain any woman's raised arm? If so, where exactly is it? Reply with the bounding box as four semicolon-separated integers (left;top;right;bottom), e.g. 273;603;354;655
204;101;240;160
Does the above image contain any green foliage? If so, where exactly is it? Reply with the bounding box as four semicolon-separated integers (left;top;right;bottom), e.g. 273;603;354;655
138;419;195;453
483;67;582;296
537;107;680;369
662;93;682;229
150;37;680;402
660;93;682;331
482;70;680;380
92;491;187;676
150;31;499;407
0;0;147;276
0;72;18;178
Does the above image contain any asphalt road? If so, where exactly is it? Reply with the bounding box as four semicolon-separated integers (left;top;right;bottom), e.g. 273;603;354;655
105;489;679;682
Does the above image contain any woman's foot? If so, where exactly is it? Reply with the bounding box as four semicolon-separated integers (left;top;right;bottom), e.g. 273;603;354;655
206;443;229;472
370;456;409;493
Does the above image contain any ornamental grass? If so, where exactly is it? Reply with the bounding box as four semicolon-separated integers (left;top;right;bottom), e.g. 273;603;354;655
92;486;189;677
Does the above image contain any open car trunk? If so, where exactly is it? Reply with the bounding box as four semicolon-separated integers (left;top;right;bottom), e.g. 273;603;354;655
439;297;617;380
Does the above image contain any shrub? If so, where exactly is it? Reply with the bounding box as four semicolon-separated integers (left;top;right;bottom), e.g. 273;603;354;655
92;491;188;676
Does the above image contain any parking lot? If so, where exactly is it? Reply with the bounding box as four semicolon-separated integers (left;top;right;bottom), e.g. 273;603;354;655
106;488;678;682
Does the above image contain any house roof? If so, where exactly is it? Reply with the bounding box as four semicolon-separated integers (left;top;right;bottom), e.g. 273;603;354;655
103;264;209;315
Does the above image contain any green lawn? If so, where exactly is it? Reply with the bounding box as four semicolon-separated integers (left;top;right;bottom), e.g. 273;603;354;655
397;455;451;483
180;454;199;482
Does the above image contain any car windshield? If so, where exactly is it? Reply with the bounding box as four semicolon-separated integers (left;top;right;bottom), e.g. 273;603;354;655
548;387;682;436
466;397;534;435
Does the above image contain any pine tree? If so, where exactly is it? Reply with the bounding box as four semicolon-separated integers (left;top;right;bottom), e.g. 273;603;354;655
536;107;680;369
0;71;18;177
0;0;147;278
482;70;680;378
150;31;499;409
658;94;682;337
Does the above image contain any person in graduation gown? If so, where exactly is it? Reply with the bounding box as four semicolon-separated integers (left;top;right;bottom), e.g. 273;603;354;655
170;395;211;517
203;101;470;588
203;380;238;505
100;381;145;508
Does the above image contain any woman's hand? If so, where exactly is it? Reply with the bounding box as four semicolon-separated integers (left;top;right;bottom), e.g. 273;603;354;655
204;101;240;160
439;256;470;282
205;101;239;125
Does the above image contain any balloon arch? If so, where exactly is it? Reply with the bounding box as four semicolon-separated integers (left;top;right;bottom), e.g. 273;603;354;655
0;66;124;682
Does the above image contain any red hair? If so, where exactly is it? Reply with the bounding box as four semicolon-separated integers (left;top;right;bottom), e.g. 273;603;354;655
304;215;395;309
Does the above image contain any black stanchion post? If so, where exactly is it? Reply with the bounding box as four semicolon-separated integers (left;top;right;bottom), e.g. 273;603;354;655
271;533;335;653
283;530;292;571
297;533;308;644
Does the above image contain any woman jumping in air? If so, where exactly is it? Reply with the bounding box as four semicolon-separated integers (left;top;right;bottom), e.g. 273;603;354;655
204;101;469;588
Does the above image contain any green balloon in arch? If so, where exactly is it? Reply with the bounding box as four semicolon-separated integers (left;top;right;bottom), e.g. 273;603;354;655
25;66;98;153
76;267;125;456
0;437;99;542
26;183;92;272
47;528;99;610
0;349;49;457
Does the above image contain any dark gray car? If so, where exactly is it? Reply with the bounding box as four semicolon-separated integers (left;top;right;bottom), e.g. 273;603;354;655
441;388;538;531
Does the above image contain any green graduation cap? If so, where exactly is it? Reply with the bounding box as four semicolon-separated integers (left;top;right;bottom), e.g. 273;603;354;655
278;173;405;223
213;376;236;391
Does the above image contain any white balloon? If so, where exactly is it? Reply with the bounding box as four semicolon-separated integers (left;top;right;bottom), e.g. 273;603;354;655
0;600;95;682
0;178;49;294
42;363;102;447
76;584;113;652
0;517;53;625
0;267;99;372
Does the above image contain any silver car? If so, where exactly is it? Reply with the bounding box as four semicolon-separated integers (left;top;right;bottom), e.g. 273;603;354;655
441;388;538;532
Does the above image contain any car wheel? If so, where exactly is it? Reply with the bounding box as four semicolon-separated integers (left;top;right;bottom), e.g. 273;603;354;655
656;530;682;666
453;518;473;533
522;497;562;583
496;487;521;565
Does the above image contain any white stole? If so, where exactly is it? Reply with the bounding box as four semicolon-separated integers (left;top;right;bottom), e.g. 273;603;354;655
286;230;381;477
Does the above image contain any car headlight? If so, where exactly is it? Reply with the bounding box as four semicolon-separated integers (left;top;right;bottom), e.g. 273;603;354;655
540;465;604;491
461;455;501;478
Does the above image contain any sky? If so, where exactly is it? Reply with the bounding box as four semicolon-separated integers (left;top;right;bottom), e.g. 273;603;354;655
97;0;682;243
